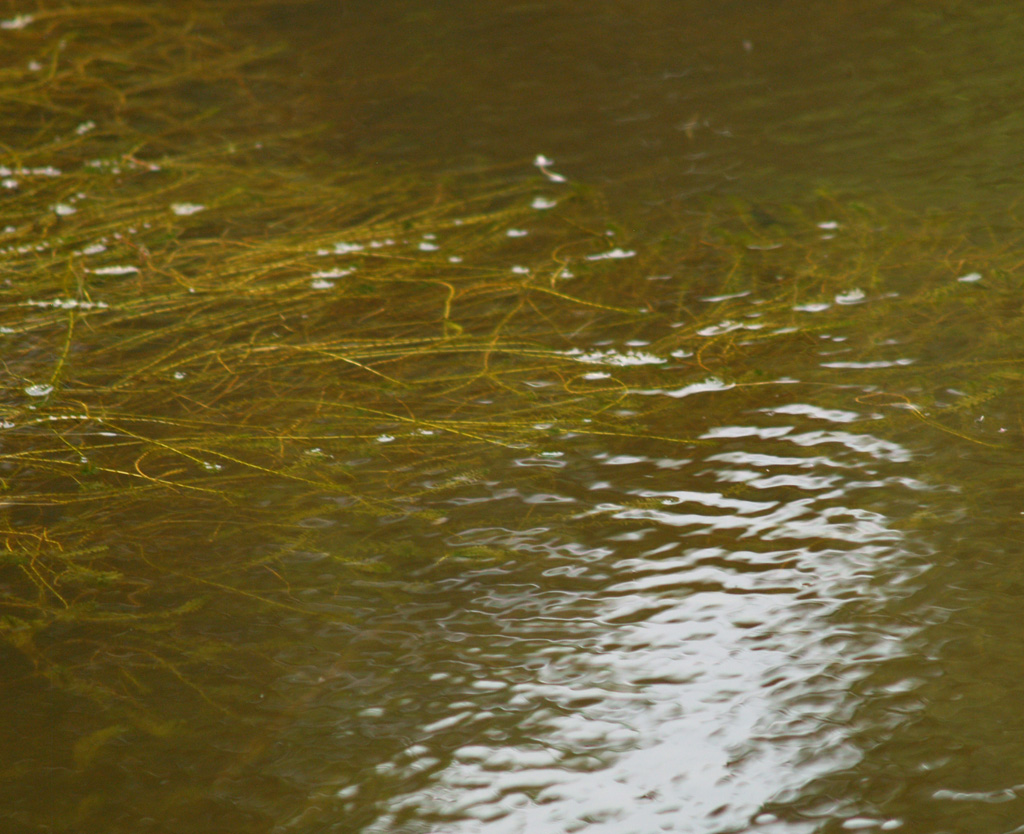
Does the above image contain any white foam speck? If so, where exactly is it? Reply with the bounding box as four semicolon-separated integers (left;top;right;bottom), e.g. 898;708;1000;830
311;268;353;279
565;348;666;366
534;154;568;183
698;320;764;337
842;819;883;831
171;203;205;216
821;359;916;369
637;376;735;398
24;298;108;310
90;265;138;275
334;242;364;255
1;165;59;177
835;289;866;305
587;248;636;261
1;14;33;29
25;384;53;397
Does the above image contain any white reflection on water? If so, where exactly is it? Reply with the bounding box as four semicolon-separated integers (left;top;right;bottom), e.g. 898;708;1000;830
357;406;930;834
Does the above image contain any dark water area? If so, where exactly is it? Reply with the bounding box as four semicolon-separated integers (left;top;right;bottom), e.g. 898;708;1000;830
288;0;1024;223
5;2;1024;834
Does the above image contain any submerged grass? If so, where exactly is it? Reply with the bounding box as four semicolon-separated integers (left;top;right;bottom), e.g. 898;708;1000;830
0;4;704;789
3;1;1024;830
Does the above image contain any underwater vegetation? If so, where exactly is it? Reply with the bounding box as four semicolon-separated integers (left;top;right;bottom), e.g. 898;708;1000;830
3;1;1024;831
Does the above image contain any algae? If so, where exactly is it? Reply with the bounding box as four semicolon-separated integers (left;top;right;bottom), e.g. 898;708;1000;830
2;1;1024;831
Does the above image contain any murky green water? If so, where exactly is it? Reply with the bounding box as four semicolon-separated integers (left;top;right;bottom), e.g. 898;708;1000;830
6;2;1024;833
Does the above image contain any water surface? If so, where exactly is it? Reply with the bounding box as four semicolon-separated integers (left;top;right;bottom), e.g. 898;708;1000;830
5;2;1024;834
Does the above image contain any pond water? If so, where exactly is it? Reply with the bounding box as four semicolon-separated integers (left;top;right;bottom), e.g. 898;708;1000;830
5;2;1024;834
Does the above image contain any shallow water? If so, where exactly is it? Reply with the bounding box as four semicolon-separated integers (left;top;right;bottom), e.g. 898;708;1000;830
6;2;1024;833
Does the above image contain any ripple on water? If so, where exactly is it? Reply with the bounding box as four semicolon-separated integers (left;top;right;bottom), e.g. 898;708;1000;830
331;403;933;834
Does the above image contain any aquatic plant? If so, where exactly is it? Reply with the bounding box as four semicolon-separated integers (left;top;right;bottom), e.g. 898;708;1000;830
4;1;1024;830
